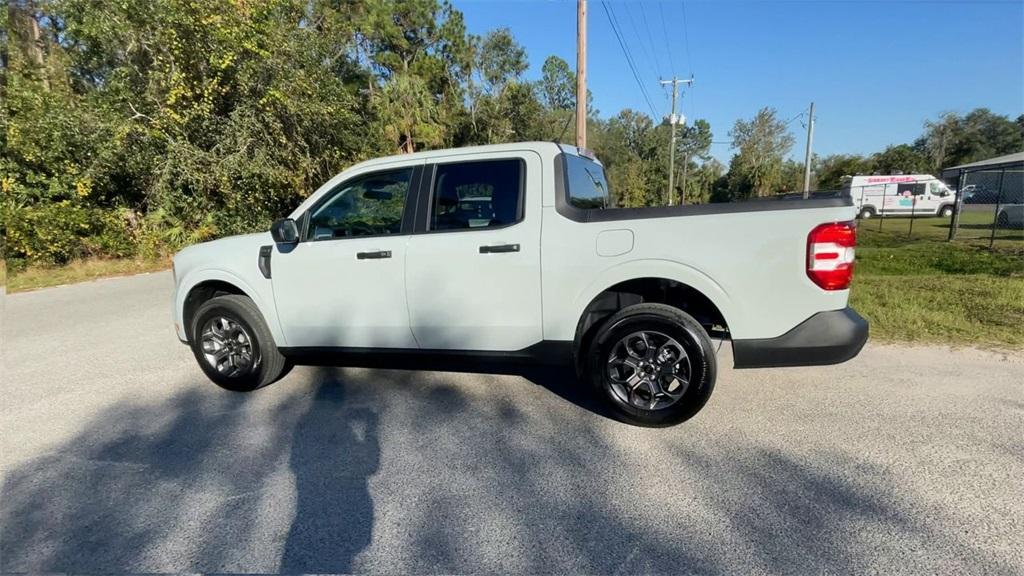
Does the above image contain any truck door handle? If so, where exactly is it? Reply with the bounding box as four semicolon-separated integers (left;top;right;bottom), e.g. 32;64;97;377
479;243;520;254
356;250;391;260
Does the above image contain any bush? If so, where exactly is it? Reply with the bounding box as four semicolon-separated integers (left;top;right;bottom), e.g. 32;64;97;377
5;203;137;270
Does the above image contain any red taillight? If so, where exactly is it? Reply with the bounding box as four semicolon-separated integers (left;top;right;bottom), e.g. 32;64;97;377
807;221;856;290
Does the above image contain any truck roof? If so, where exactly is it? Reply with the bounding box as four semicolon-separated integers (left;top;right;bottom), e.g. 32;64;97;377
346;141;592;173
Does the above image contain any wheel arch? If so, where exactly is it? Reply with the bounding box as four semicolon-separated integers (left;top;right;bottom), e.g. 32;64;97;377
570;272;733;374
176;270;284;345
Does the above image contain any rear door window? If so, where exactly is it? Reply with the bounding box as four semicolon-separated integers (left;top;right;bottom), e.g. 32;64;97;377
429;159;524;231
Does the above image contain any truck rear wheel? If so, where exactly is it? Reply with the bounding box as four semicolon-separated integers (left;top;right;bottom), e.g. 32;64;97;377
190;295;289;392
858;207;876;219
586;303;716;427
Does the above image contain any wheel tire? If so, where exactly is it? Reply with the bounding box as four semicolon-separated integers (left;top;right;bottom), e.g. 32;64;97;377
858;207;876;220
997;212;1009;228
939;205;954;218
586;303;716;427
190;294;288;392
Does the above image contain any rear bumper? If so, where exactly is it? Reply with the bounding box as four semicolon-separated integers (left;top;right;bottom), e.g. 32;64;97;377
732;307;868;369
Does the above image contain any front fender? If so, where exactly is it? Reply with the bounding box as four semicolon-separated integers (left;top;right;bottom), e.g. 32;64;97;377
174;268;287;346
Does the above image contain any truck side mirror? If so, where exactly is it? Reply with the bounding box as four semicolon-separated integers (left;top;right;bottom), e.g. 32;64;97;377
271;218;299;245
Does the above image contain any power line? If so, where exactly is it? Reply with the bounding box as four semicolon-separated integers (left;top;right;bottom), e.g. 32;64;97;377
601;1;658;118
679;0;693;75
621;2;662;85
658;1;676;76
784;110;807;126
606;2;657;94
679;0;695;118
638;3;667;81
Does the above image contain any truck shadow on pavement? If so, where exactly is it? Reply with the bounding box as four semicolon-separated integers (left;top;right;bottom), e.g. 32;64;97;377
1;365;1016;574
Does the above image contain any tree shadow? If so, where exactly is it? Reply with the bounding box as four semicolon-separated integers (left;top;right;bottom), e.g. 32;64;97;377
0;368;380;573
3;365;1018;574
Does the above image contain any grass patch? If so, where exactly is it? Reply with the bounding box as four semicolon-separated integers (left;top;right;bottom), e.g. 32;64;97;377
854;219;1024;349
6;258;170;293
850;275;1024;348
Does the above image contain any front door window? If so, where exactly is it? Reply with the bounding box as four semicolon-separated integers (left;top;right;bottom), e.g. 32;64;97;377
308;168;413;240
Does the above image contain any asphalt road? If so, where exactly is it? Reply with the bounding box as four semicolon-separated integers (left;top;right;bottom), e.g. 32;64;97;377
3;271;1023;574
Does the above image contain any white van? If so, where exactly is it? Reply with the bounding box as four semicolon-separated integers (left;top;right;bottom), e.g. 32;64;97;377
844;175;955;219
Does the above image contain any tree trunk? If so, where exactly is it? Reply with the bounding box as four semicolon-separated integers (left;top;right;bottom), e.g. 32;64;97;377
11;1;49;89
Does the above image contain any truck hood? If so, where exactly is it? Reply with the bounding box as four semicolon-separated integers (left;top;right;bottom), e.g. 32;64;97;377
173;232;273;279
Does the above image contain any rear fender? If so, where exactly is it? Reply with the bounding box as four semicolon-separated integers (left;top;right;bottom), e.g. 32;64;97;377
566;258;739;339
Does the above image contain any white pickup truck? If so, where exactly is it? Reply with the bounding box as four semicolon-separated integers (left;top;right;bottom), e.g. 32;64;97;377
172;142;867;426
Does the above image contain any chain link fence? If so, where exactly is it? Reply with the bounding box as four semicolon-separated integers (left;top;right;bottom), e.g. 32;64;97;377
837;181;957;242
948;168;1024;248
817;166;1024;248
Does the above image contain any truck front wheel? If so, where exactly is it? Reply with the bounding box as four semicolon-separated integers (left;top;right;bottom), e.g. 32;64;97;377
586;303;716;427
190;294;290;392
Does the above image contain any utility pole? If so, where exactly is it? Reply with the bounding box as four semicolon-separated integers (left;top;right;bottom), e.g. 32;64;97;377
802;101;815;198
660;76;693;205
576;0;587;149
680;153;689;205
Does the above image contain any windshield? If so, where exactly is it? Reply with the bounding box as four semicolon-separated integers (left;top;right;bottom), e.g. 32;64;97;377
565;153;611;209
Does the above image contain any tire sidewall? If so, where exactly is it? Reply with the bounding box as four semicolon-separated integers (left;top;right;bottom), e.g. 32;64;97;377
190;298;266;392
588;310;716;427
859;207;875;219
940;206;953;218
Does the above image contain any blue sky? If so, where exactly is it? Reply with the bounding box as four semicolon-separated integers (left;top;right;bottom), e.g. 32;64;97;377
455;0;1024;163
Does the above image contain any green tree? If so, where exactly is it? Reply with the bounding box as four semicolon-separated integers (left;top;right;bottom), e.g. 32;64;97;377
778;159;804;193
596;109;667;204
686;158;725;204
675;118;712;203
459;28;535;144
916;108;1024;171
871;144;929;174
677;119;713;162
536;55;576;142
477;28;527;95
606;109;658;160
918;112;959;173
539;55;574;111
614;158;652;208
726;107;795;199
374;73;445;153
816;154;875;190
